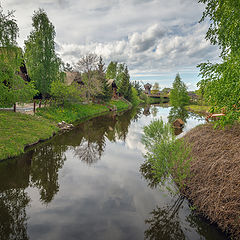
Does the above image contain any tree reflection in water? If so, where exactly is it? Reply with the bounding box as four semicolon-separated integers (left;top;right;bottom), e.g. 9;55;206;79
144;197;185;240
74;139;101;165
72;107;142;165
168;107;189;135
0;153;32;240
0;189;30;240
168;107;189;125
30;144;67;204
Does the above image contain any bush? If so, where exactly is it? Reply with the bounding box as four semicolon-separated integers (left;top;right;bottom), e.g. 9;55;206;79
130;87;141;106
141;119;191;190
50;80;82;105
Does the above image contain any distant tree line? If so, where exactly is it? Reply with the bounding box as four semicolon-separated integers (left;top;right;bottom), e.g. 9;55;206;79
0;5;142;109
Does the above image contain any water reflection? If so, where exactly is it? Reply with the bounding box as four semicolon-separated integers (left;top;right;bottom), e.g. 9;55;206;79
145;197;185;240
30;144;67;204
0;153;32;240
0;106;227;240
70;108;142;164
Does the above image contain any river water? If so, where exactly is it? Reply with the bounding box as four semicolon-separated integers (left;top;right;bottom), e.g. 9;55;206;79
0;105;228;240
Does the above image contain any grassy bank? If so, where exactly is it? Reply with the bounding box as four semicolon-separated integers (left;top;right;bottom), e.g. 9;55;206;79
109;99;130;110
0;100;131;161
36;100;130;123
185;104;210;114
0;111;58;160
183;123;240;238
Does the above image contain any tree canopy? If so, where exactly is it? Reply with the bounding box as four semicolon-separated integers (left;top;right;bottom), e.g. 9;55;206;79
169;73;189;107
198;0;240;126
0;5;37;107
24;9;63;98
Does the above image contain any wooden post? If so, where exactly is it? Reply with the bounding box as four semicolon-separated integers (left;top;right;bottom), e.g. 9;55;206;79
33;100;36;114
13;103;16;112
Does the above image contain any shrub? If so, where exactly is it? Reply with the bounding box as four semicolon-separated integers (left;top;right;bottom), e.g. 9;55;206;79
141;119;191;190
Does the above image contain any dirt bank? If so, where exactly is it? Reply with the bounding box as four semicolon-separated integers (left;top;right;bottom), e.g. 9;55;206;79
182;123;240;238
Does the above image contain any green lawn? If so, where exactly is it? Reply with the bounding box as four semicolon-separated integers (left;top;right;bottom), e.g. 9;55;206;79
109;100;130;110
37;100;130;123
0;111;58;160
0;100;131;161
36;103;109;123
186;105;210;114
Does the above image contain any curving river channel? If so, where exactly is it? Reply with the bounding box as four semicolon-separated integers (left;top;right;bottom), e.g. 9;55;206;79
0;105;229;240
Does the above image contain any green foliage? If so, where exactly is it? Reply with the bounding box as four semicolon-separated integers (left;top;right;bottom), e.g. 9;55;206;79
141;119;191;189
199;0;240;57
24;9;63;98
170;73;190;107
50;80;82;105
0;6;37;106
95;56;112;102
36;103;109;123
117;65;132;100
0;110;58;160
139;92;148;103
109;100;130;110
130;87;141;106
198;0;240;126
131;81;143;96
106;61;117;80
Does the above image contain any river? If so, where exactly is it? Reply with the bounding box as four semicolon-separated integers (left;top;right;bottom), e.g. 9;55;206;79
0;105;229;240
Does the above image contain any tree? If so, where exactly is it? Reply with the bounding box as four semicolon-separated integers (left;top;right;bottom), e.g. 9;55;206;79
95;56;112;102
169;74;190;107
76;53;102;101
197;0;240;126
24;9;63;99
117;65;131;100
106;61;117;80
131;81;143;96
0;4;37;107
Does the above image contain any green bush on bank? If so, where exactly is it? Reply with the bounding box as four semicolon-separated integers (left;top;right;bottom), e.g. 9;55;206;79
0;111;58;160
141;118;191;190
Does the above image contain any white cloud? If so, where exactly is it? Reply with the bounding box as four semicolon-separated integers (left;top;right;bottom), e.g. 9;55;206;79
2;0;219;89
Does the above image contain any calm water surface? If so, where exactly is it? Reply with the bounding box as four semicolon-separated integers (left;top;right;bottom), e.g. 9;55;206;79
0;105;229;240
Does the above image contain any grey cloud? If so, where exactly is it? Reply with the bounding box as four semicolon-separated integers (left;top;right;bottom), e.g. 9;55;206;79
3;0;218;88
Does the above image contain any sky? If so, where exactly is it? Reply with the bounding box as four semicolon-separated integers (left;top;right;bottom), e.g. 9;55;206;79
2;0;220;90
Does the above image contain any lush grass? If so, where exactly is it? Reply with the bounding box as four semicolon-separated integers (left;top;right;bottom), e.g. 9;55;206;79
0;111;58;160
109;100;130;110
36;100;130;123
36;102;109;123
0;100;131;160
186;105;210;114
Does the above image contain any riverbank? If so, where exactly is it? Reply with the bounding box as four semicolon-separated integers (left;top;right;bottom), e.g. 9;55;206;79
183;123;240;238
185;104;210;115
0;100;131;161
0;111;58;160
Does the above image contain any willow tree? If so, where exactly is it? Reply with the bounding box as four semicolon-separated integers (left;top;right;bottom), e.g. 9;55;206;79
24;9;62;99
197;0;240;126
0;4;37;107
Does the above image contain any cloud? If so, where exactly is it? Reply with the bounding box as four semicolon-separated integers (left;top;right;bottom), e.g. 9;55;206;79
2;0;219;89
